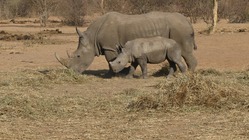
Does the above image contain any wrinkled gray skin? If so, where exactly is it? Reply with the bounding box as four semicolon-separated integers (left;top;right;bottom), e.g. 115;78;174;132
55;12;197;75
109;37;186;78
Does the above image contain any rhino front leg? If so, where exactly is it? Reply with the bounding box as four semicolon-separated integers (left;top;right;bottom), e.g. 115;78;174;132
104;50;119;77
181;41;198;71
126;61;138;79
182;52;197;71
137;57;148;79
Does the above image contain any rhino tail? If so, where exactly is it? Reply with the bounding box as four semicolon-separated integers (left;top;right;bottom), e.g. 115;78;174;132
194;42;197;50
191;32;197;50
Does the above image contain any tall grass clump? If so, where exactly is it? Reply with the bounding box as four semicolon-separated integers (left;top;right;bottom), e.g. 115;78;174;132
158;72;248;109
128;69;249;111
0;69;90;91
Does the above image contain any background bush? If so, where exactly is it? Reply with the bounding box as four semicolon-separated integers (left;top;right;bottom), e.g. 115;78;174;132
0;0;249;25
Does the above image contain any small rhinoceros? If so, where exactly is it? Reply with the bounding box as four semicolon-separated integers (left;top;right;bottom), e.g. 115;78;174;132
109;36;186;78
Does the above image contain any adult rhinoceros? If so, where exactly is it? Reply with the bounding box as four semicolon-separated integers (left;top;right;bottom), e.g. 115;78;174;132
55;11;197;75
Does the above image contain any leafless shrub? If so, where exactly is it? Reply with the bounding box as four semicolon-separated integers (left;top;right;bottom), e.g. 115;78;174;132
177;0;213;24
57;0;87;26
104;0;132;14
31;0;59;27
221;0;249;23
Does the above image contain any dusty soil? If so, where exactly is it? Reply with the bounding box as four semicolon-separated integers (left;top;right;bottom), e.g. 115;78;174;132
0;18;249;139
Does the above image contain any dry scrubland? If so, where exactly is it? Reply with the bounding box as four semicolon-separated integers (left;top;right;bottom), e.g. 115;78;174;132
0;18;249;139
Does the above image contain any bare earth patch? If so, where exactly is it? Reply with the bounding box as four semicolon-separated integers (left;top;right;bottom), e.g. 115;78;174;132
0;19;249;139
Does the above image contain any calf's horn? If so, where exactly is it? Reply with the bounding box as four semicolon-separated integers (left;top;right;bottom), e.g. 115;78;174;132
66;50;71;58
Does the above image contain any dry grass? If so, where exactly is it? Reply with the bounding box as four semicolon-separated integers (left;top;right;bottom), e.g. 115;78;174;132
0;68;248;139
0;69;93;120
127;69;249;111
0;69;89;89
1;68;248;120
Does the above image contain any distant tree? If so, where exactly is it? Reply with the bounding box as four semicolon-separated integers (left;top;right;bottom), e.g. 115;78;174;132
100;0;104;14
210;0;218;34
31;0;59;27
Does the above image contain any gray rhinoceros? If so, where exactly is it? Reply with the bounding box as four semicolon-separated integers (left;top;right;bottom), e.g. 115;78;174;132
109;36;186;78
55;12;197;75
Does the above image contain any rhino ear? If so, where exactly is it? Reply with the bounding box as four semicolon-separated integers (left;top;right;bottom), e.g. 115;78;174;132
76;27;84;37
116;45;122;53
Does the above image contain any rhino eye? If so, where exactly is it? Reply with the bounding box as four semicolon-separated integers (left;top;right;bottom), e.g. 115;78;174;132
77;55;80;58
118;61;121;64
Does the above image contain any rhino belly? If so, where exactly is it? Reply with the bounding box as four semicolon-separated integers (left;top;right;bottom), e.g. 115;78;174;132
146;50;166;64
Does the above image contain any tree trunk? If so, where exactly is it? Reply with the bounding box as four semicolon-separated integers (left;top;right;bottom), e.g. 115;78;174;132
100;0;105;14
210;0;218;34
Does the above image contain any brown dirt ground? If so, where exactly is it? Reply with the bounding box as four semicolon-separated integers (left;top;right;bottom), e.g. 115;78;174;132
0;18;249;139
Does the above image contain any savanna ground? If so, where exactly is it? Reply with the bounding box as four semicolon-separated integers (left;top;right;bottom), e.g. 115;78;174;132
0;17;249;139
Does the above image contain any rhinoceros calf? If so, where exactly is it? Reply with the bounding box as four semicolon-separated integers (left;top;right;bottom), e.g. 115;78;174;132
109;36;186;78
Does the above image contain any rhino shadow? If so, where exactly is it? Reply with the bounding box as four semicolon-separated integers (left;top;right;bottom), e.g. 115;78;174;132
83;67;131;78
83;69;109;78
152;68;170;77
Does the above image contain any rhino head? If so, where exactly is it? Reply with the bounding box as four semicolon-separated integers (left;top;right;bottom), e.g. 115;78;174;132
55;28;96;73
109;49;130;73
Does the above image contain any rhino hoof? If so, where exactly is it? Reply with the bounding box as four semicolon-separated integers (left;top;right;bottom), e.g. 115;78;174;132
139;75;148;79
125;75;133;79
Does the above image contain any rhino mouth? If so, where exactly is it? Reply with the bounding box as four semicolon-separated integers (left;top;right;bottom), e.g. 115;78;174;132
112;67;123;73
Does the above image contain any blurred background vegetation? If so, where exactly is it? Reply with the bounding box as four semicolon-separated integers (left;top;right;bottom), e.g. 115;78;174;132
0;0;249;26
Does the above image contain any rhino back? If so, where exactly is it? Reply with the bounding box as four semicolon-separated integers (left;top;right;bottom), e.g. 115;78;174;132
96;12;171;50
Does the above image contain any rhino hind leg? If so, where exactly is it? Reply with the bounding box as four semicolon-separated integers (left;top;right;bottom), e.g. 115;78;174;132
167;60;177;78
167;51;187;78
181;41;198;71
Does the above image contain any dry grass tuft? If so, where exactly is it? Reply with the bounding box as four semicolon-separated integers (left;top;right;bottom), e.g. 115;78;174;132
157;71;249;109
128;70;249;111
127;95;159;111
0;92;91;120
0;69;89;90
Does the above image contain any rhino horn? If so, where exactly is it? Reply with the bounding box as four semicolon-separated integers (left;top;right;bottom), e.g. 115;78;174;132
54;52;69;68
76;27;84;37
